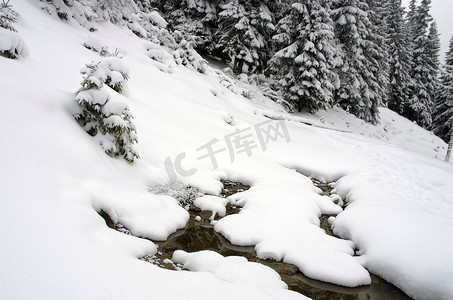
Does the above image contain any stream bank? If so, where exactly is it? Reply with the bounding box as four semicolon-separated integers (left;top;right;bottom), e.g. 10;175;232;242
99;179;410;299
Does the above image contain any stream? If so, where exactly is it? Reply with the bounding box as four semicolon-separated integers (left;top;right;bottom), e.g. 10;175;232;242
99;179;410;300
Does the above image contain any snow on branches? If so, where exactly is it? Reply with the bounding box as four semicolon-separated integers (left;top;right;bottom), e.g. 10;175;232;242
0;0;28;59
74;57;139;163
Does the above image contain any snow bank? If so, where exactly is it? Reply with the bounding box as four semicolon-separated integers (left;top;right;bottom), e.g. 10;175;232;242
89;183;189;241
329;135;453;299
194;195;229;217
213;163;371;287
173;250;308;300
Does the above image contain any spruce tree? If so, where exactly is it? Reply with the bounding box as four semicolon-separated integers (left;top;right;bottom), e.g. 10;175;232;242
0;0;17;32
426;21;441;103
248;1;275;72
386;0;412;115
267;0;338;112
364;0;389;110
267;0;292;22
74;58;139;163
331;0;384;124
406;0;433;128
158;0;220;53
405;0;417;41
432;37;453;143
216;0;275;74
0;1;28;59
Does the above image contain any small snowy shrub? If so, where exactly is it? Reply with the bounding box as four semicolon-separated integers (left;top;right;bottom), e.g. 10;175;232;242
0;1;28;59
128;19;148;38
0;0;16;31
136;10;176;47
241;89;254;100
145;41;169;63
214;69;245;96
0;27;28;58
82;37;110;56
39;0;72;22
172;37;206;74
146;11;167;28
249;75;294;112
149;183;203;207
74;59;139;163
39;0;136;29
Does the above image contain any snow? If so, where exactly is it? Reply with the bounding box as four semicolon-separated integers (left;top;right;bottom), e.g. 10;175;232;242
0;27;29;58
147;11;167;28
83;36;106;53
1;1;453;300
76;88;108;105
213;164;370;287
194;195;229;217
173;250;308;300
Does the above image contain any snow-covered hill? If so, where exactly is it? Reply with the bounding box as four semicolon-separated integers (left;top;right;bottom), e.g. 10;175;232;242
1;2;453;300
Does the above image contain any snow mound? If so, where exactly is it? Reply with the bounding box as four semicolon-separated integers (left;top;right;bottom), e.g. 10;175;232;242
0;27;28;58
173;250;308;300
194;195;229;217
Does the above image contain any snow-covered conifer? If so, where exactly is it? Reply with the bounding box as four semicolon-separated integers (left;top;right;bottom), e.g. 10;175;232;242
405;0;434;128
426;21;441;100
331;0;384;124
172;36;207;73
216;0;275;74
267;0;292;22
148;0;219;53
385;0;412;115
0;0;16;31
432;37;453;143
365;0;389;104
180;0;219;52
267;0;338;112
405;0;417;42
40;0;142;29
0;1;28;59
74;58;139;163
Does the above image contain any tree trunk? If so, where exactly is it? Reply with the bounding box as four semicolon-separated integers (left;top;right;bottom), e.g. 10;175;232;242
233;56;238;74
233;58;244;75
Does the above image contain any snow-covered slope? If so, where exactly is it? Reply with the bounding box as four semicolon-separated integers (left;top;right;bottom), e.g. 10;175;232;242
1;2;453;300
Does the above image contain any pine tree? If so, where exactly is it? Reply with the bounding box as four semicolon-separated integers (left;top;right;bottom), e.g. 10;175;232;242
186;0;219;52
0;0;17;31
364;0;389;110
426;21;441;103
405;0;417;40
331;0;384;124
267;0;338;112
267;0;292;22
74;58;139;163
406;0;434;128
432;37;453;143
386;0;412;115
0;1;28;59
216;0;275;74
155;0;220;53
248;1;275;72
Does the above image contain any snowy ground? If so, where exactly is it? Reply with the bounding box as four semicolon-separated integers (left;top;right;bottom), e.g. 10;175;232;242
1;2;453;300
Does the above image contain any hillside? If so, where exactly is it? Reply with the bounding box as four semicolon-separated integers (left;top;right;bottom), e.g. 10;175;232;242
1;2;453;300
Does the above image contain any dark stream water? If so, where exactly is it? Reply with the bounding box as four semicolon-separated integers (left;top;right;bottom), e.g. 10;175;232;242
100;180;411;300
